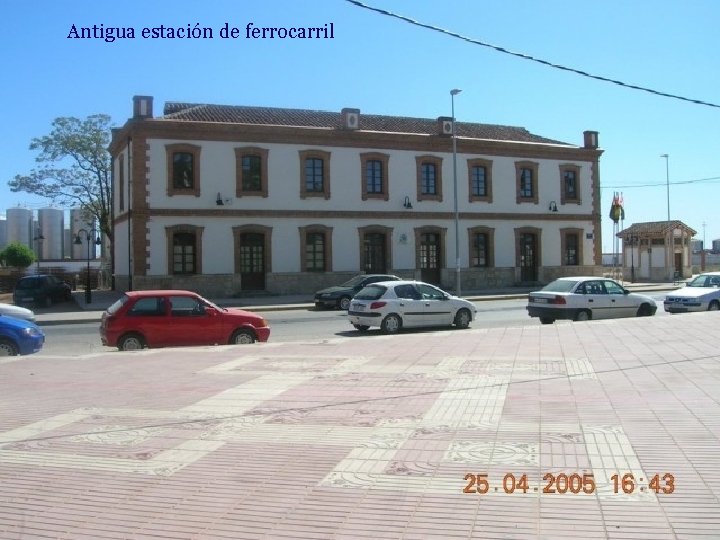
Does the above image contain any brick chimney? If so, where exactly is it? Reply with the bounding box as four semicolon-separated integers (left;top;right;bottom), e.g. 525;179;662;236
133;96;154;119
583;130;599;149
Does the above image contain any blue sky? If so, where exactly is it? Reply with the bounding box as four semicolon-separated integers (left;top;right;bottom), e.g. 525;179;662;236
2;0;719;251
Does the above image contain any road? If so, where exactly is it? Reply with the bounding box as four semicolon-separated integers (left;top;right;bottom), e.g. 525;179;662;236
36;295;672;357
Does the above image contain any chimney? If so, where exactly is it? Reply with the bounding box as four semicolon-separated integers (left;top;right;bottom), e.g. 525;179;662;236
341;108;360;130
133;95;154;119
583;130;599;149
437;116;453;137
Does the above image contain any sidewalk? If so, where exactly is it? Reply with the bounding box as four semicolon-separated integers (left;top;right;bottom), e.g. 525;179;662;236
34;282;681;326
1;309;718;538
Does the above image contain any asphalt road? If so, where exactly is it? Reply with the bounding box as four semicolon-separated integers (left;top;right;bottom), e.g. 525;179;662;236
36;295;671;357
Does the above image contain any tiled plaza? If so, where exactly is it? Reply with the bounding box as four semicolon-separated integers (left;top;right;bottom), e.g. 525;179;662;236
1;312;719;539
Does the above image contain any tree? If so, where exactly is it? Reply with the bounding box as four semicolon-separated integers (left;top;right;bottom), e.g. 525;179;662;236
9;115;113;243
0;242;36;269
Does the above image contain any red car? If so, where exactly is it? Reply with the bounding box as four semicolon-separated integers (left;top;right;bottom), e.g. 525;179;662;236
100;290;270;351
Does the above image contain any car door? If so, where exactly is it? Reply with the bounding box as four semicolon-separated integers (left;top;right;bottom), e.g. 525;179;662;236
602;279;637;317
411;283;455;327
392;283;423;327
576;280;612;319
168;295;225;346
124;296;170;346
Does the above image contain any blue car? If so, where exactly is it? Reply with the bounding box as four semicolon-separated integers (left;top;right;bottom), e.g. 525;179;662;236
0;315;45;356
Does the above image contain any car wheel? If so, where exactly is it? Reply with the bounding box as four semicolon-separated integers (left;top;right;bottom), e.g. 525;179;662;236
0;339;19;356
118;333;146;351
636;303;653;317
708;300;720;311
338;296;351;311
353;324;370;332
574;310;591;322
539;317;554;325
230;329;255;344
454;308;471;329
380;314;402;334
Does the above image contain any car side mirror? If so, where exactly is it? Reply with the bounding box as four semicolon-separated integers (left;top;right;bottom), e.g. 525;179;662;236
205;307;217;316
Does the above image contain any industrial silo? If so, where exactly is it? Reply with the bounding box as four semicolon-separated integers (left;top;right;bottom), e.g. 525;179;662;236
38;208;64;260
6;208;34;249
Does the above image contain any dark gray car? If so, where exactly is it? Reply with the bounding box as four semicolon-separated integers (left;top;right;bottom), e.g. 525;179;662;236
314;274;401;310
13;275;72;307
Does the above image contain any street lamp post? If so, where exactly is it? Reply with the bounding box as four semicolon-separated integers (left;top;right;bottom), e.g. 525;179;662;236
628;235;638;283
451;88;462;296
74;228;100;304
33;231;44;273
661;154;670;221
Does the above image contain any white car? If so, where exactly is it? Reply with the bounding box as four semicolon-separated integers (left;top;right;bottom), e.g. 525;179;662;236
526;277;657;324
348;280;477;334
663;272;720;313
0;303;36;322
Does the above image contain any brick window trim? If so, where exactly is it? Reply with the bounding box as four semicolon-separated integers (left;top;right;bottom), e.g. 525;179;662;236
299;224;333;272
235;147;269;198
415;155;443;202
467;226;495;268
360;152;390;201
300;150;331;200
165;225;204;275
515;161;539;205
467;158;493;203
560;228;584;266
559;163;582;205
165;143;201;197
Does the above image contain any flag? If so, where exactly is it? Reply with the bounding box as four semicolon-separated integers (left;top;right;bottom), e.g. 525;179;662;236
609;192;624;223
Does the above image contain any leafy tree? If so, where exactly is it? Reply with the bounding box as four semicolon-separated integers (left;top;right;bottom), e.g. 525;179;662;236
0;242;36;269
9;115;113;243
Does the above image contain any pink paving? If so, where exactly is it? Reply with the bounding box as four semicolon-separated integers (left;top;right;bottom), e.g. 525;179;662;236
1;312;719;539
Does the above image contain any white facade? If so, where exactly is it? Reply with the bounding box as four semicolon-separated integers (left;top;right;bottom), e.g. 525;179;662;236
110;97;603;296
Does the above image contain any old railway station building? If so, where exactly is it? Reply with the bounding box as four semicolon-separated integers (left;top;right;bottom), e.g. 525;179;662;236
109;96;603;296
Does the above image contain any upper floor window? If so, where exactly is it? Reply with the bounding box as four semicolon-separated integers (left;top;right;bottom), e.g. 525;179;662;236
416;156;443;202
467;158;493;202
360;152;390;201
235;147;269;197
515;161;538;204
559;164;581;204
299;150;331;199
118;153;125;212
166;143;201;197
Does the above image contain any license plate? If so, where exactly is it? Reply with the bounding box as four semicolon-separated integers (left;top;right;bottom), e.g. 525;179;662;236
21;297;33;302
353;304;366;311
533;297;548;303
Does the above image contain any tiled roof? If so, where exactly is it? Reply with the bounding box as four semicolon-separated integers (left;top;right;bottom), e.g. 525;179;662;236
160;102;571;146
618;220;697;236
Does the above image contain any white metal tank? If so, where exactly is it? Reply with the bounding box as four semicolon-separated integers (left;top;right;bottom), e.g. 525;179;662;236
6;208;34;248
38;208;64;260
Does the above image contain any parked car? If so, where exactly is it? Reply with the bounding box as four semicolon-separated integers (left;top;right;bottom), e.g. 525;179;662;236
348;280;477;333
663;272;720;313
0;303;36;322
526;277;657;324
0;314;45;356
314;274;401;310
13;275;72;307
100;290;271;351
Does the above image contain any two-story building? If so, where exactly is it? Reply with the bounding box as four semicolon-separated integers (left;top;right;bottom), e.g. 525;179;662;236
109;96;603;296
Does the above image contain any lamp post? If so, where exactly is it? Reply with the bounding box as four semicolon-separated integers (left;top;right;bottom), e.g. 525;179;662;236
660;154;670;221
74;228;100;304
33;231;44;273
451;88;462;296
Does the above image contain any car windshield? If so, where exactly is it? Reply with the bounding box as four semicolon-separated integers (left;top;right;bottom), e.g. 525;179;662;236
340;275;368;287
16;278;42;290
687;274;720;287
540;279;580;293
354;284;386;300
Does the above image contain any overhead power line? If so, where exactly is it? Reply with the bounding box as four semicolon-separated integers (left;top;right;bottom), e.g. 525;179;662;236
346;0;720;109
603;176;720;189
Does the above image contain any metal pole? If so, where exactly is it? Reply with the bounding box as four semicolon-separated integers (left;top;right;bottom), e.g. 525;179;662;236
661;154;670;221
86;234;92;304
451;89;462;296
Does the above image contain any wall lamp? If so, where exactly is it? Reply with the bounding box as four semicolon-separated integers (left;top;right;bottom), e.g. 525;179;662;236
403;196;413;210
548;201;558;212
